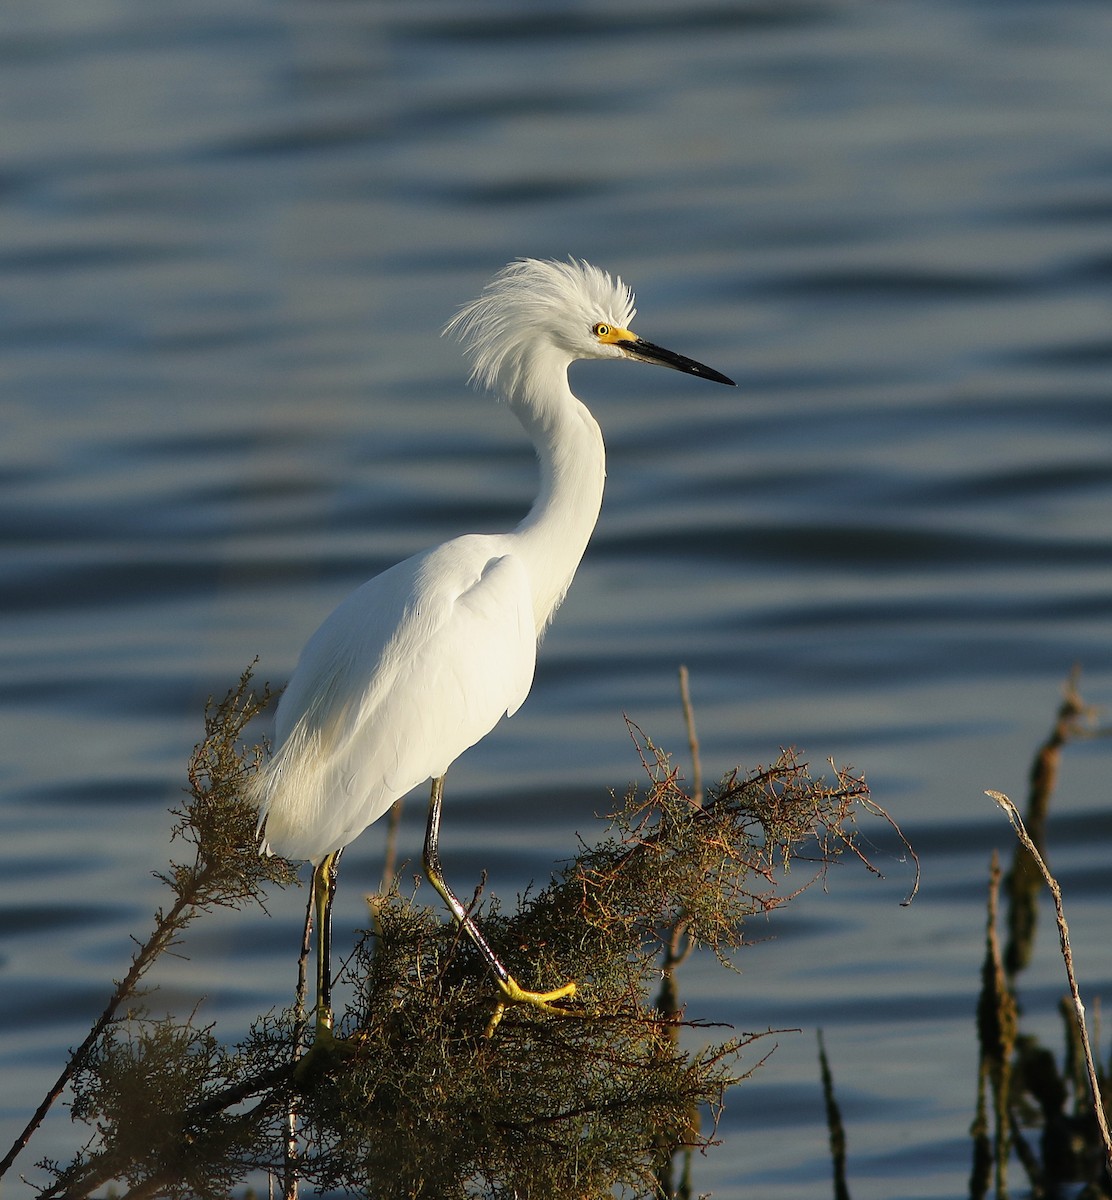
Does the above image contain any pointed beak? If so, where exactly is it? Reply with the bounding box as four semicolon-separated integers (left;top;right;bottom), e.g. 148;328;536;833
616;336;736;386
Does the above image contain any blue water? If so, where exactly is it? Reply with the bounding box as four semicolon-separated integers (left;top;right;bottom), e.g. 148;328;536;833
4;2;1112;1196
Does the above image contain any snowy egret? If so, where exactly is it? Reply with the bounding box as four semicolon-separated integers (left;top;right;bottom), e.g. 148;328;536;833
251;258;735;1035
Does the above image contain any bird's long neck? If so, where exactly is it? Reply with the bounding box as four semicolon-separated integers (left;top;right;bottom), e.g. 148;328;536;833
507;372;606;634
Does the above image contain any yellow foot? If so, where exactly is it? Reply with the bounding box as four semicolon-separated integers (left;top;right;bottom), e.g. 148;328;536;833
314;1006;335;1042
485;975;578;1037
292;1011;358;1086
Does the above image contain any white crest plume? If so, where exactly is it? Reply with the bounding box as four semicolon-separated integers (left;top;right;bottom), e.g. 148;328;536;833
444;258;637;399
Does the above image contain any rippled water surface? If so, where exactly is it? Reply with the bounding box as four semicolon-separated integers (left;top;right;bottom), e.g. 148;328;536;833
4;2;1112;1196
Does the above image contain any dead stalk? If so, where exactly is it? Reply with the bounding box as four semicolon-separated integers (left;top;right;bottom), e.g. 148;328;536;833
986;789;1112;1171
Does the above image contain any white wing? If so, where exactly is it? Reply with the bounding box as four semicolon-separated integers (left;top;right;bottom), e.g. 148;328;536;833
253;535;536;862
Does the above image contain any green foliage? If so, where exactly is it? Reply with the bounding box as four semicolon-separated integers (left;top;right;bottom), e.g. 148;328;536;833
295;903;748;1197
63;1020;263;1200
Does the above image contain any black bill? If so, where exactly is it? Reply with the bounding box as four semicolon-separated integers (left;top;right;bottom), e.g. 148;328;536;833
617;337;736;386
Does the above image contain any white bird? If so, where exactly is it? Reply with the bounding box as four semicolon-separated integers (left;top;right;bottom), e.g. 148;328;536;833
251;258;735;1036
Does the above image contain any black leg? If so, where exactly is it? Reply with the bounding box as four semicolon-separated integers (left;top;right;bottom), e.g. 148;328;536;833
423;776;511;987
311;849;341;1035
422;776;576;1032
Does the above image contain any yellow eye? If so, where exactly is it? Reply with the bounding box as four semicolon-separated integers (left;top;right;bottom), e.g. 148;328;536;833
593;323;610;337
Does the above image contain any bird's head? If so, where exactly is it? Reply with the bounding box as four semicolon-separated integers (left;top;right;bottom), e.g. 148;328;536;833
445;258;734;401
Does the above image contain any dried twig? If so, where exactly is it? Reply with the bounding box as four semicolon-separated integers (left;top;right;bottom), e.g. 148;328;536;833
677;663;702;804
986;789;1112;1172
0;666;294;1187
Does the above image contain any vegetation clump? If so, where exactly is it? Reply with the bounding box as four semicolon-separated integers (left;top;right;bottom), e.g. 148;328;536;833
4;668;887;1199
289;733;873;1198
